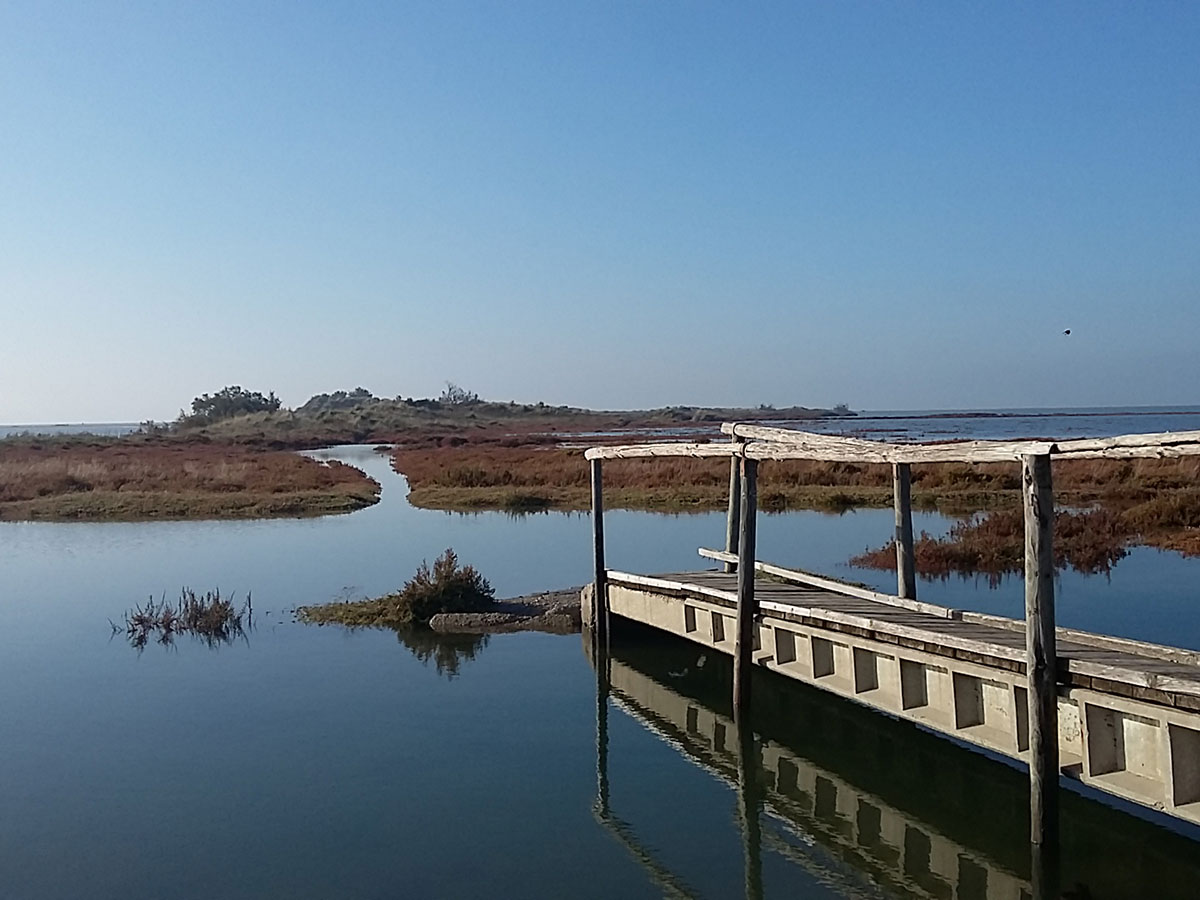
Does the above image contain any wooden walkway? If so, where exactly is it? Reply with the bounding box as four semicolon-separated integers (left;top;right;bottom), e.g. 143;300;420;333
585;421;1200;859
608;569;1200;711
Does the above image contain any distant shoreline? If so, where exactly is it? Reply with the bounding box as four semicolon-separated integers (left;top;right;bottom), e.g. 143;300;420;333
8;405;1200;437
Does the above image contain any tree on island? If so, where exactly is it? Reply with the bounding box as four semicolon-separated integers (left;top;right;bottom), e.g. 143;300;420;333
180;386;282;425
439;382;479;405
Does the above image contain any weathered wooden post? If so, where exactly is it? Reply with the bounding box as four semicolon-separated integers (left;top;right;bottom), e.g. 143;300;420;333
591;457;608;645
733;456;758;719
1023;453;1059;896
724;453;742;573
893;462;916;599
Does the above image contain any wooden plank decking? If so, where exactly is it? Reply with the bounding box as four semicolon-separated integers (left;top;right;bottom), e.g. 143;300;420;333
607;569;1200;711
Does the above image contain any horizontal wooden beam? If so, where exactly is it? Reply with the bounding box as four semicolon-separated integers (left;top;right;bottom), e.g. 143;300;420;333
697;548;959;619
583;426;1200;465
583;442;740;461
742;440;1052;464
1053;445;1200;460
723;423;1056;463
723;422;1200;463
1053;430;1200;454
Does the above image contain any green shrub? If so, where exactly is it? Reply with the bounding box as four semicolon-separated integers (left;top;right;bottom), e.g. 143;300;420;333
298;549;493;627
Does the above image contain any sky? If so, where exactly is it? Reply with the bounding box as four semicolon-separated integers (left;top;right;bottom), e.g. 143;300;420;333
2;2;1198;423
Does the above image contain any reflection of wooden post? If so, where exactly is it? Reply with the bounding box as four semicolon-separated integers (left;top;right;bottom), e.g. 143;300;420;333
595;641;611;819
725;454;742;573
1023;453;1059;897
591;458;608;645
893;462;916;599
733;457;758;719
736;721;764;900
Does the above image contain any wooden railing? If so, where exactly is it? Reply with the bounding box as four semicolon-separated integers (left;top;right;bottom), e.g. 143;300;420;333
584;421;1200;890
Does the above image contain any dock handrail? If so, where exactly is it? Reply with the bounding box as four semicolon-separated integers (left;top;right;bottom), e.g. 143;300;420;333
584;419;1200;874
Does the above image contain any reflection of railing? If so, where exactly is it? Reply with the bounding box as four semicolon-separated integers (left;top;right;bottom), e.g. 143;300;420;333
588;644;727;900
594;636;1200;900
591;640;964;900
585;421;1200;896
604;662;1024;899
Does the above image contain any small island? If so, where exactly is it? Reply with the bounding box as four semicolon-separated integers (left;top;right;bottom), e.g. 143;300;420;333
0;383;851;522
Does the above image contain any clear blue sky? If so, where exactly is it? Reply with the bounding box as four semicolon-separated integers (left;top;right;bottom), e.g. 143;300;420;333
2;2;1197;422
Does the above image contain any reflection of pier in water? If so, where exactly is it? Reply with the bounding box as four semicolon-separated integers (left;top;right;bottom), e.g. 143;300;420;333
590;635;1200;900
584;422;1200;900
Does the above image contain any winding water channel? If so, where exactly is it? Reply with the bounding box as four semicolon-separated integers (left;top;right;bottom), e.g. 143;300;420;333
2;445;1199;898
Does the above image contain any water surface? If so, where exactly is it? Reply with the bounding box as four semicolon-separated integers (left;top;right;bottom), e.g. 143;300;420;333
1;444;1198;898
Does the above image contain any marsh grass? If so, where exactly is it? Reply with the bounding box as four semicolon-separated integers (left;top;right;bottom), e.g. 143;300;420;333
0;442;380;520
394;445;1200;512
396;443;1200;567
116;588;251;649
851;508;1131;585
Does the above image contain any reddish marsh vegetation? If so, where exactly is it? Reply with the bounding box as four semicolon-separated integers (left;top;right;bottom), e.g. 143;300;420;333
851;508;1132;585
393;444;925;512
0;441;380;520
393;442;1200;511
392;440;1200;572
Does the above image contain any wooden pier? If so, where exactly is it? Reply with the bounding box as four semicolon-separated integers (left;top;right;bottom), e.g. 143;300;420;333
582;422;1200;890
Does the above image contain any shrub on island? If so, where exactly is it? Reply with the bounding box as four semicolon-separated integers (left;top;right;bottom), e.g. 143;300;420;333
298;549;494;627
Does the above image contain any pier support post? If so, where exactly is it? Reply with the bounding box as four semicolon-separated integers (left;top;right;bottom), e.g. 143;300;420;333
591;458;608;646
1023;453;1059;895
893;462;916;600
725;454;742;573
733;457;758;720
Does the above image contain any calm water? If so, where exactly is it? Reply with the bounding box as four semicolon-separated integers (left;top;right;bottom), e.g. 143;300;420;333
560;404;1200;444
2;443;1199;898
790;405;1200;442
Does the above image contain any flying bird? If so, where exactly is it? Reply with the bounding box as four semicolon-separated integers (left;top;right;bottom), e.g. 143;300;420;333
1063;329;1071;335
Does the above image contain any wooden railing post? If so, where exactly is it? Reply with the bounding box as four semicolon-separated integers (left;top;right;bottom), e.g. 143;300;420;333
893;462;916;599
1023;452;1058;895
733;457;758;720
725;453;742;573
591;458;608;645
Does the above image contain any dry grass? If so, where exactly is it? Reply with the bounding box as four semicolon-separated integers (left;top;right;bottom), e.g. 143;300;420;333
393;442;1200;561
0;442;380;520
394;445;1200;508
393;446;910;512
116;588;251;649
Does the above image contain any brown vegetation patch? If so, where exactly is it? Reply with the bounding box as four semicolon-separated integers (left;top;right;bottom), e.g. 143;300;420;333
0;442;380;521
116;588;251;649
393;445;1200;514
394;442;1200;568
851;509;1131;585
393;445;920;512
